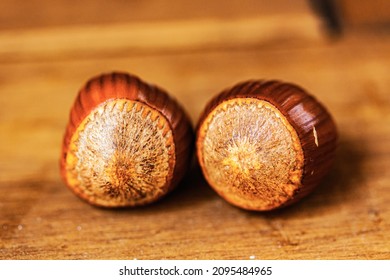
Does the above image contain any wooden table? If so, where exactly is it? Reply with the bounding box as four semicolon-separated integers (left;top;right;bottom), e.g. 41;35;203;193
1;0;389;259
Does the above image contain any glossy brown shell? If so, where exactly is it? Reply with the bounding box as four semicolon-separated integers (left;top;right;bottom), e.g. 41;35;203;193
196;80;338;210
60;72;194;207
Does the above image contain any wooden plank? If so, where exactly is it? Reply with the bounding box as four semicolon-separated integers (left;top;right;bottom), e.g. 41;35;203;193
0;0;389;260
0;0;311;30
1;29;390;259
0;14;322;63
339;0;390;27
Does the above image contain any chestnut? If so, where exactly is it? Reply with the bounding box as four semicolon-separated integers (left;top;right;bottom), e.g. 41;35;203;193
196;80;337;211
60;72;194;207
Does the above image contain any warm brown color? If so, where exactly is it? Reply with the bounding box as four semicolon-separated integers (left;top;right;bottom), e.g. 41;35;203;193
1;0;390;260
198;98;304;211
338;0;390;27
60;72;194;207
196;81;337;211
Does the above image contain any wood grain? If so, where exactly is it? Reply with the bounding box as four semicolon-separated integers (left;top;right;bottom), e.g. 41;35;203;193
0;0;312;30
0;14;322;63
1;0;390;259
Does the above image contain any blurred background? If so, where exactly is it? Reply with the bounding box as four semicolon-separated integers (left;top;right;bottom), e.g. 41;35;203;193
1;0;389;259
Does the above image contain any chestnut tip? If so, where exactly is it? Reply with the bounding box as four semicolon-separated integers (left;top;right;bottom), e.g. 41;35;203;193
60;72;194;207
196;80;338;211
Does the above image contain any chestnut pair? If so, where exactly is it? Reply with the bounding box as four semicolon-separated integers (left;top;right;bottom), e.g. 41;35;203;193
60;72;337;211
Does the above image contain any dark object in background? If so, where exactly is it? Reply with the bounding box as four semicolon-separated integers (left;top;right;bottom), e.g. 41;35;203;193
309;0;342;34
310;0;390;34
